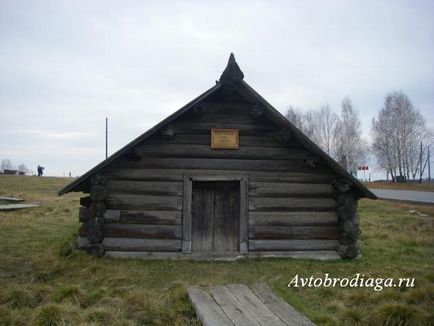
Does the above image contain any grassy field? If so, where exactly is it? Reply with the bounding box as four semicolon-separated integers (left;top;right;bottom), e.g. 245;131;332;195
365;181;434;192
0;175;433;326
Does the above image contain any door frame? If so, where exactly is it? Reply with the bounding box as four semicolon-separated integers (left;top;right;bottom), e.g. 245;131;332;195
182;174;248;255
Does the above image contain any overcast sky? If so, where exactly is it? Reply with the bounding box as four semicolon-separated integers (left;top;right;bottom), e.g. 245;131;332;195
1;0;433;178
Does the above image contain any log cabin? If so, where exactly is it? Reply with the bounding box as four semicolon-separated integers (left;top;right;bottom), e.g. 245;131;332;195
59;54;376;260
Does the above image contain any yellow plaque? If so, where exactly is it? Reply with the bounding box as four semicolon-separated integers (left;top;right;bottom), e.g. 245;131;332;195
211;129;239;149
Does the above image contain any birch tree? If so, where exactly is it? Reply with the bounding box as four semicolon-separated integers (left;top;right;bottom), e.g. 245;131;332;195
371;91;428;181
314;104;341;158
285;105;342;159
337;97;367;172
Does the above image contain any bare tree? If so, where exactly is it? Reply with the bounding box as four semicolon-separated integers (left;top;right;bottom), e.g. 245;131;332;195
286;106;315;138
1;159;14;171
337;97;367;173
371;116;394;180
314;104;342;158
371;91;428;181
17;164;29;174
285;106;304;130
286;105;342;159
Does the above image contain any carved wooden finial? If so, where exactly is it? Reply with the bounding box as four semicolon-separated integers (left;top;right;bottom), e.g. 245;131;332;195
219;53;244;85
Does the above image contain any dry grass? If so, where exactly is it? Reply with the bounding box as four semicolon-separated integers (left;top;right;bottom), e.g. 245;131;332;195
365;181;434;192
0;175;433;325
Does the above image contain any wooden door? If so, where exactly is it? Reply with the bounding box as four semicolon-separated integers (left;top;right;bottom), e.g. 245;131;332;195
191;181;240;252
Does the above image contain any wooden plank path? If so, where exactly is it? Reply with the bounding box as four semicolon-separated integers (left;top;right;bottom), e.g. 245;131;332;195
0;204;40;211
188;283;316;326
0;196;25;202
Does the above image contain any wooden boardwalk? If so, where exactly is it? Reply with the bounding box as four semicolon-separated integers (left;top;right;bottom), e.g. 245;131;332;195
188;283;316;326
0;204;40;211
0;196;25;202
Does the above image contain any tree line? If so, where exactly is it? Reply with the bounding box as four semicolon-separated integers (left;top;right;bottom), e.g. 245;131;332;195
286;91;432;182
0;159;29;174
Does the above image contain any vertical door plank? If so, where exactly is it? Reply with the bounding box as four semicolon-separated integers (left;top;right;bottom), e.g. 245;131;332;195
192;182;213;251
213;182;240;252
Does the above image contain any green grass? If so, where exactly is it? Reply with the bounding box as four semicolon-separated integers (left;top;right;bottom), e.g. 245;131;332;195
0;175;433;325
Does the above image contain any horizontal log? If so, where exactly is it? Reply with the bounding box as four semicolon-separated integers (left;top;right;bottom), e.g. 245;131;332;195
104;250;341;260
79;223;181;239
104;209;120;222
103;224;181;239
249;239;339;251
105;180;183;196
102;238;182;252
248;226;338;240
145;133;302;148
136;144;309;161
172;121;276;135
201;102;253;114
104;251;185;259
197;102;280;118
118;158;329;173
106;194;182;210
90;185;107;201
89;202;106;217
79;220;105;238
106;168;184;181
76;236;89;249
104;210;181;224
87;229;103;244
249;197;336;211
105;168;335;183
249;182;335;197
79;206;92;222
87;244;104;257
338;231;358;245
249;211;338;226
124;210;181;224
247;251;340;260
80;196;91;207
104;251;248;260
181;112;256;124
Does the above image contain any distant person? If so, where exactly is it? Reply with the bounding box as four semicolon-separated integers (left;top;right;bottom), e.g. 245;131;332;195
37;165;45;177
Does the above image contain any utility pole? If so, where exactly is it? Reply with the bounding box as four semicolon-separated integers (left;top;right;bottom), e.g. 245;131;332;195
420;141;423;184
428;146;431;184
105;117;108;159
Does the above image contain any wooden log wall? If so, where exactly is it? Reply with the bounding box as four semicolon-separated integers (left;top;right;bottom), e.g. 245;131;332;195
77;174;108;257
78;99;343;255
334;181;361;258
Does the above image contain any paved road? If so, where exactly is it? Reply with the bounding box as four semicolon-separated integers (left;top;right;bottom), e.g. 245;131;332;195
369;189;434;204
